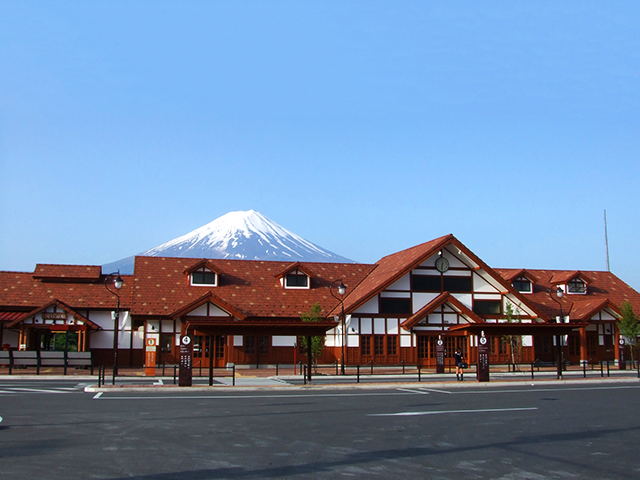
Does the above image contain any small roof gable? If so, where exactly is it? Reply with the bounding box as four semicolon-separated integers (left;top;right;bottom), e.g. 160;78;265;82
183;259;224;275
274;262;316;279
34;264;102;282
8;299;101;330
170;291;247;320
550;271;593;285
401;292;484;330
499;269;539;284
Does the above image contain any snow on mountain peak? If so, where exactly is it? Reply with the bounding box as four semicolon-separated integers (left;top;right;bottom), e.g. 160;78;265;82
103;210;354;274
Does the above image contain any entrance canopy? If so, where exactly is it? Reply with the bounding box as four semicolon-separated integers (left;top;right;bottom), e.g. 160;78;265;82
447;322;589;337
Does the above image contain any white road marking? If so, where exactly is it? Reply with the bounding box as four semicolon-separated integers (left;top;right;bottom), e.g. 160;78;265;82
93;392;103;399
154;379;164;385
92;391;418;400
9;387;69;394
397;388;429;395
0;390;18;394
419;388;453;394
369;407;539;417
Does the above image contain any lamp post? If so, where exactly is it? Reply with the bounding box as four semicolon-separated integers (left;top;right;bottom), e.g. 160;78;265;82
330;279;347;375
105;271;124;379
550;286;564;379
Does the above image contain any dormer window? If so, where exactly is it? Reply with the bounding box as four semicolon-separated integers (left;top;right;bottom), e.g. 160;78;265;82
567;278;587;294
191;268;217;287
284;270;309;289
512;276;532;293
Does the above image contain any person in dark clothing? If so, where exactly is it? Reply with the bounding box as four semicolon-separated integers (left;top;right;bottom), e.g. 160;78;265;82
454;348;465;381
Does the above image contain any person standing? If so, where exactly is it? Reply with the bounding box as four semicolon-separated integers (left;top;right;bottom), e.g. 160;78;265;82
454;347;465;381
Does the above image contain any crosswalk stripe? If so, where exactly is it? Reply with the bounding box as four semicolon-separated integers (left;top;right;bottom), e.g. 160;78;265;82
9;387;70;394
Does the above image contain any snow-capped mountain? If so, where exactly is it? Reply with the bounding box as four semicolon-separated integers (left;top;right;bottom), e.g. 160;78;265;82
103;210;354;274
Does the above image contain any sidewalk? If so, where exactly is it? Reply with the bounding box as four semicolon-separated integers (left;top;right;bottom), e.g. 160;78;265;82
3;365;639;392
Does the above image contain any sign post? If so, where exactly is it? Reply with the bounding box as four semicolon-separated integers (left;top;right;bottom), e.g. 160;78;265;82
179;335;193;387
619;338;626;370
145;338;157;377
436;336;445;374
477;331;490;382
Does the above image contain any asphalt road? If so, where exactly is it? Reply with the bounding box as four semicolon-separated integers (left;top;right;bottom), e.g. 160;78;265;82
1;379;639;479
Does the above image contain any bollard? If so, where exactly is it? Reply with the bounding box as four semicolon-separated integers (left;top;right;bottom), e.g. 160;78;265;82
402;360;405;375
303;365;307;385
583;361;587;378
232;365;236;386
531;362;534;380
600;361;604;377
418;364;421;382
607;360;610;377
357;365;360;384
173;365;177;385
336;361;339;375
112;363;116;386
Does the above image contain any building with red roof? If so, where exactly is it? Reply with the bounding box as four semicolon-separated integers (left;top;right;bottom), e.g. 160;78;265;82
1;235;639;370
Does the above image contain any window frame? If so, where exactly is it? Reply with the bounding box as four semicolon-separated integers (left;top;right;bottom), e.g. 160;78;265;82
190;268;217;287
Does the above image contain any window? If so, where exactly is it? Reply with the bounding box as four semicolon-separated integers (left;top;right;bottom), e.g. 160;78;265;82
374;336;384;356
191;268;216;286
361;336;371;356
567;278;587;294
245;336;256;355
443;276;472;293
417;336;428;358
569;336;580;356
412;275;441;292
473;300;502;315
412;274;472;293
284;271;309;288
512;276;532;293
258;336;269;355
215;335;225;358
380;297;412;314
387;336;397;356
160;334;173;354
587;336;597;356
499;337;508;354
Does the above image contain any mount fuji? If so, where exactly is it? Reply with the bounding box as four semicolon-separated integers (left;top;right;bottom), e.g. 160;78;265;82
103;210;355;274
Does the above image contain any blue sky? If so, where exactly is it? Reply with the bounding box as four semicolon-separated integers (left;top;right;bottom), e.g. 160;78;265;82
1;1;639;290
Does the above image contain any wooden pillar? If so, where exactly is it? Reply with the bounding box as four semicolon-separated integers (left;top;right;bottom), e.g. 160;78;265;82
579;327;587;366
306;335;312;383
614;328;621;365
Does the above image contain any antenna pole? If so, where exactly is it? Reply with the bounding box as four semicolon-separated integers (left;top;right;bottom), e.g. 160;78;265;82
604;209;610;272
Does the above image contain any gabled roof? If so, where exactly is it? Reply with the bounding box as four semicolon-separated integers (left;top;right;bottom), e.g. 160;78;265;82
183;259;224;275
337;234;546;320
549;270;593;285
337;235;453;315
170;291;247;320
401;292;484;330
500;268;539;284
7;299;101;330
274;261;316;279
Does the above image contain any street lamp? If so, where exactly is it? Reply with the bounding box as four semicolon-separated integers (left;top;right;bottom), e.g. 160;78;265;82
105;271;124;380
330;279;347;375
549;286;564;379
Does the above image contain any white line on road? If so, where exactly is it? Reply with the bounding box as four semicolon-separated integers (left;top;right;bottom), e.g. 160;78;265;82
9;387;69;394
154;379;164;385
419;388;453;394
369;407;539;417
397;388;429;395
93;392;103;399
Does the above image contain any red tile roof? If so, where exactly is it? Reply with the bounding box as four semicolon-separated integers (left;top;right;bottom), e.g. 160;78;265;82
0;270;134;312
130;256;376;320
495;269;640;321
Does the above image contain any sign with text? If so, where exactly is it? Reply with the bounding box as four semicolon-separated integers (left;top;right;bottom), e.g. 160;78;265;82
477;334;490;382
619;338;626;370
436;338;445;374
179;335;193;387
145;338;157;377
